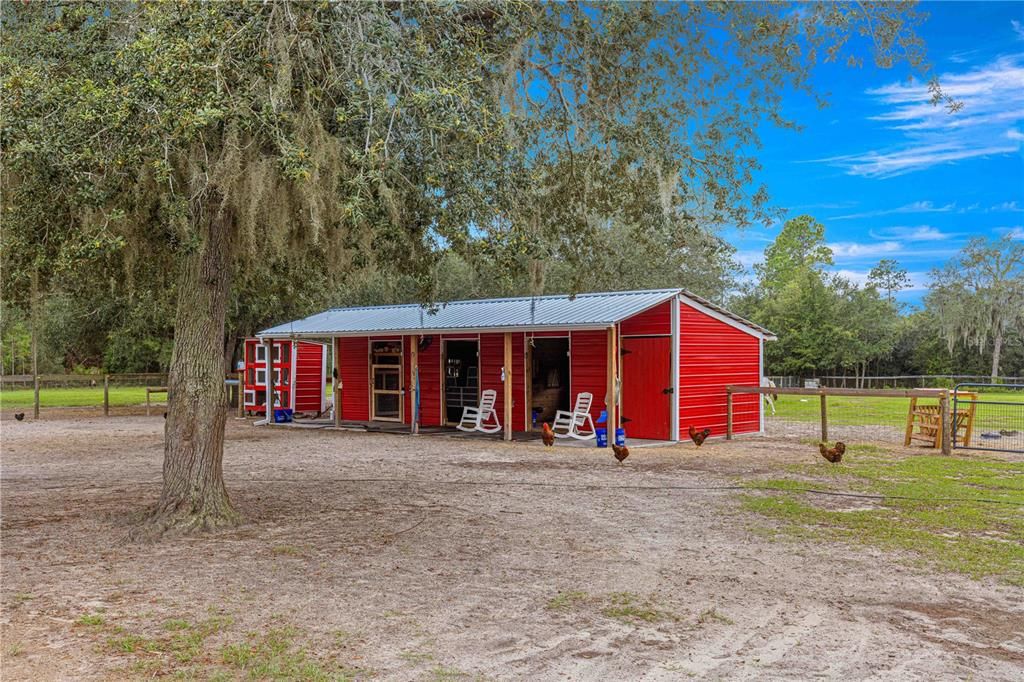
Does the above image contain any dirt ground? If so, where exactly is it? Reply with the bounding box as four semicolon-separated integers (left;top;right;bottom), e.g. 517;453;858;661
2;416;1022;680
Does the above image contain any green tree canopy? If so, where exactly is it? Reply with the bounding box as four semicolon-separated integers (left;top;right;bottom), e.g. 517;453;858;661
927;236;1024;379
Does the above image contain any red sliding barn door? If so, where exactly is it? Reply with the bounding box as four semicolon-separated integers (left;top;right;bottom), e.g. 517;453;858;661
620;336;672;440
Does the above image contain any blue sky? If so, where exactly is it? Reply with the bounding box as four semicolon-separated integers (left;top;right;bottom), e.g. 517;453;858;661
727;1;1024;307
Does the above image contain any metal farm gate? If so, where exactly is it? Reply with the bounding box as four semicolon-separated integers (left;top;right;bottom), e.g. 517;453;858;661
953;384;1024;454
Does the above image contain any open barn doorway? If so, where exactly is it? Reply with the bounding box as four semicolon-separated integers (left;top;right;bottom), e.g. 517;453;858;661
443;340;479;425
529;337;570;430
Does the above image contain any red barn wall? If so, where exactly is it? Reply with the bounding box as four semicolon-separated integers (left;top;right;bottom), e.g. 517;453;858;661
478;333;505;425
476;333;529;432
620;300;671;336
338;337;369;421
678;302;761;437
418;335;443;426
293;341;325;413
569;330;608;422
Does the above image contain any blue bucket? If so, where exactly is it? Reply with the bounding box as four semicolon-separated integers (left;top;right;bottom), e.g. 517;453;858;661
274;408;293;423
615;428;626;447
596;428;608;447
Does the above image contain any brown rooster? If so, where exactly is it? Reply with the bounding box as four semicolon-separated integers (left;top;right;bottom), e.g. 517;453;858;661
688;425;711;447
612;443;629;463
818;441;845;463
541;422;555;447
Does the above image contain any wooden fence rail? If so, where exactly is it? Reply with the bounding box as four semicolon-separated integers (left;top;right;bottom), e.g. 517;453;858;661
3;373;240;419
725;385;952;455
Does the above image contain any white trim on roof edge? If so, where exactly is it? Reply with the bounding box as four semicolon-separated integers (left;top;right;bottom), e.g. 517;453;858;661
679;295;768;340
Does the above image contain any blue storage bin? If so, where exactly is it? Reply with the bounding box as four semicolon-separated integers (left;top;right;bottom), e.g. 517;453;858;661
596;427;608;447
274;408;293;423
615;428;626;446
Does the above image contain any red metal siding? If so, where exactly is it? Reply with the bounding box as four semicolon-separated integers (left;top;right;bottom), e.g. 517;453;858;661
338;337;370;421
478;333;505;425
620;336;672;439
476;333;529;433
569;330;608;422
418;335;443;426
293;341;325;413
678;303;761;437
620;300;671;337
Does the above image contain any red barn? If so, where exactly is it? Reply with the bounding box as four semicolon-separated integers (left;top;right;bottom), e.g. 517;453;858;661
257;289;773;441
242;339;327;416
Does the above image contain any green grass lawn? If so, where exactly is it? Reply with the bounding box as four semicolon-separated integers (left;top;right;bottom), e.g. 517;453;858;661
742;448;1024;585
769;392;1024;431
0;386;162;409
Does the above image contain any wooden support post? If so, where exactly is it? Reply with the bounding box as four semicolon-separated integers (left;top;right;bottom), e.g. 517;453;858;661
104;375;110;417
237;370;244;418
819;392;828;443
606;326;618;434
940;390;952;455
333;337;341;428
726;388;734;440
503;332;512;441
410;335;419;434
33;373;40;420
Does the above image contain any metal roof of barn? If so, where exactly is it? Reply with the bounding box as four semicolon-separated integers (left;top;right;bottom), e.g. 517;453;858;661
258;288;774;338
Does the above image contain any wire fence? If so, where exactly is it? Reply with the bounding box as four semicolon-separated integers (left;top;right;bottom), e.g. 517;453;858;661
953;384;1024;454
768;374;1024;390
0;373;242;419
729;384;1024;455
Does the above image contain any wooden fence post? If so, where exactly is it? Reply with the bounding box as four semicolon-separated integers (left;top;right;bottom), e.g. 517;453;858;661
33;373;40;420
940;390;952;455
726;388;734;440
819;392;828;443
503;332;513;442
103;375;110;417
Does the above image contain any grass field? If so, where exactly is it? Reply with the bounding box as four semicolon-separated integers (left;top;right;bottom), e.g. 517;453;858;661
743;447;1024;585
769;392;1024;430
0;386;160;409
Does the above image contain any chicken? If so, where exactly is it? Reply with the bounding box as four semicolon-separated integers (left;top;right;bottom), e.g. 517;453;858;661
541;422;555;447
612;443;629;463
818;441;845;463
14;412;25;421
688;425;711;447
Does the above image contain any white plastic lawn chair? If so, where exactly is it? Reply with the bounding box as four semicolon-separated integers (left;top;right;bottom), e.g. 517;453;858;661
552;392;596;440
456;389;502;434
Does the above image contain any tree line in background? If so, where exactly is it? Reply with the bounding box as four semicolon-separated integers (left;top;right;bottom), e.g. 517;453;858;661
4;214;1021;380
733;218;1024;381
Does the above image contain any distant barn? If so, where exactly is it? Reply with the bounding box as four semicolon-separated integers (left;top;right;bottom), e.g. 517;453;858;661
257;289;774;441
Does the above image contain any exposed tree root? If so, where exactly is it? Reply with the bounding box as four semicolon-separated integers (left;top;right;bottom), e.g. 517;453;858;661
127;496;241;543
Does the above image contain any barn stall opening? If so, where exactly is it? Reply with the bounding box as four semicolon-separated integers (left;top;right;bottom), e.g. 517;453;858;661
255;289;774;442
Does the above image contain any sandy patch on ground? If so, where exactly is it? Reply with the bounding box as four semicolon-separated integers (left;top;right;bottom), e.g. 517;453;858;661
2;416;1022;680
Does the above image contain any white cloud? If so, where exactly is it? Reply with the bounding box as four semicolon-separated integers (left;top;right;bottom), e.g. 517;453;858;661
828;241;903;258
1013;19;1024;41
870;225;952;242
832;268;930;291
997;226;1024;240
821;55;1024;178
1008;128;1024;141
831;201;956;221
991;201;1024;212
735;249;764;268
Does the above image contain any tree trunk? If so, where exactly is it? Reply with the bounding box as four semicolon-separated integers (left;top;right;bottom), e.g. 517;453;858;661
991;331;1003;380
132;206;239;539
